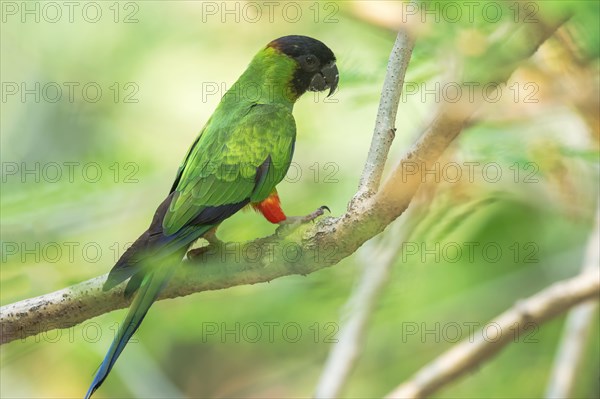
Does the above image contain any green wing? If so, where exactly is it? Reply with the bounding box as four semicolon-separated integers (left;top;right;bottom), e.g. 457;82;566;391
162;104;296;235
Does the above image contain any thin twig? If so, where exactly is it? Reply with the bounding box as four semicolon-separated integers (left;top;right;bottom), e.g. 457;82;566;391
352;27;415;207
385;270;600;399
545;206;599;398
315;22;416;396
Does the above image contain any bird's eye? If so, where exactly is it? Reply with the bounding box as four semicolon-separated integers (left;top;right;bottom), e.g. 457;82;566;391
303;55;318;68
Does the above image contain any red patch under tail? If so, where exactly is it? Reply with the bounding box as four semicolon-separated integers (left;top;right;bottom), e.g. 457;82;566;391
252;191;286;224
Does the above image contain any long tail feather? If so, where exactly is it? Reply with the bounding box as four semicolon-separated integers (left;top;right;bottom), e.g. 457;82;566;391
84;265;175;399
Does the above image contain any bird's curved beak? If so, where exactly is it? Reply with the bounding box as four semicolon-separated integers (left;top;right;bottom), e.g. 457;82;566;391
309;63;339;97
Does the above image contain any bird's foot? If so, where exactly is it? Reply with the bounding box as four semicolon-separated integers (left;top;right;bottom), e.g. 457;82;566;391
204;229;224;248
283;205;330;224
187;230;224;261
187;246;211;261
276;205;330;236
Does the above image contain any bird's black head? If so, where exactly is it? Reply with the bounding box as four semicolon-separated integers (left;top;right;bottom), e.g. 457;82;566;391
268;35;338;98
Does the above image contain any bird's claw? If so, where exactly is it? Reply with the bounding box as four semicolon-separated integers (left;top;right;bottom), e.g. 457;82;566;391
301;205;330;223
282;205;330;224
276;205;330;236
187;246;211;261
187;231;224;261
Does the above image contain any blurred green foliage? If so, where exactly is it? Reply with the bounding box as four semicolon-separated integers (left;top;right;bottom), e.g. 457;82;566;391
1;1;598;398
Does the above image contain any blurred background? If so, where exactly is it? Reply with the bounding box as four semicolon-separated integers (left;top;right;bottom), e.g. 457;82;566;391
1;1;598;398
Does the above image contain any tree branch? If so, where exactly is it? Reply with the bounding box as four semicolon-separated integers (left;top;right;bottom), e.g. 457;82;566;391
315;25;415;396
545;205;599;398
385;265;600;399
0;16;569;346
352;27;415;205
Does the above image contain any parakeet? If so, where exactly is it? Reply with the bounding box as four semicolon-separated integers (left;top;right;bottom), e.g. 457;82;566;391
85;35;338;398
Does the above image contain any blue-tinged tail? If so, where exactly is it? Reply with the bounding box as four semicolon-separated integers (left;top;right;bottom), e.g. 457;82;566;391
84;265;174;399
85;191;243;397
